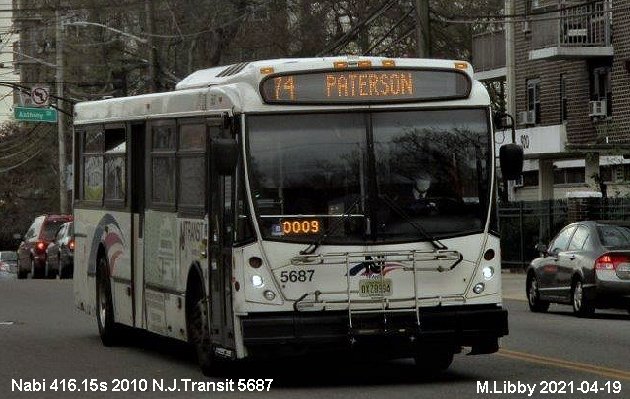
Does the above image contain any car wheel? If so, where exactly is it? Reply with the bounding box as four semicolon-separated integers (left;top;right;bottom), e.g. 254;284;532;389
96;256;123;346
572;278;594;317
28;258;41;279
44;258;56;279
17;260;27;279
58;254;65;279
414;349;454;374
527;274;550;312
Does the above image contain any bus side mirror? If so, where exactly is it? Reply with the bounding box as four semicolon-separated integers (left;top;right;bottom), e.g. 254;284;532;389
214;139;238;175
500;143;524;181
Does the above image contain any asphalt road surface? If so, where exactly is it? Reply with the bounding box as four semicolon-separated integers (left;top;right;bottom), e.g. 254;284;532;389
1;276;629;399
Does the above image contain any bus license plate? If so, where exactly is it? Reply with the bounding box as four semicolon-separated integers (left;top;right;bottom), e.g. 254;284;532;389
359;279;392;297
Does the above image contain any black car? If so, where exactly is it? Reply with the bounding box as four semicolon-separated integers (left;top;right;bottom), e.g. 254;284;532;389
526;221;630;317
45;222;74;279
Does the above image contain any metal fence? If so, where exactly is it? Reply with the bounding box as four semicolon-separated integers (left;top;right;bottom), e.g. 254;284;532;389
499;200;568;269
499;197;630;269
531;0;611;50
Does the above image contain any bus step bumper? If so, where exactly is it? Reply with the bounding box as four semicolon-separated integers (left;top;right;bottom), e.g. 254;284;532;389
241;305;508;355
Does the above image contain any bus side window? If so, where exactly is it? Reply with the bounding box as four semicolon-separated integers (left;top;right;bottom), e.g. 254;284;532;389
82;126;104;203
150;121;176;208
104;126;127;203
178;122;206;211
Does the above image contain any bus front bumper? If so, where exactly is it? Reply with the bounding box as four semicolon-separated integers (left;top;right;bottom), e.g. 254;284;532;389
241;304;507;358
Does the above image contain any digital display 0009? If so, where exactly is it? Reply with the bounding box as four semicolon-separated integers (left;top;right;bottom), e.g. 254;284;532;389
281;219;321;235
260;69;470;104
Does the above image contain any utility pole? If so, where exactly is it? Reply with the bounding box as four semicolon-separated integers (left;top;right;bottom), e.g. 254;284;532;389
56;10;68;214
505;0;516;202
415;0;430;57
505;0;516;122
145;0;157;92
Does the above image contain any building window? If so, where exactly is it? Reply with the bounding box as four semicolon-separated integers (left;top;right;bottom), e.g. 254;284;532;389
591;67;612;117
522;171;539;187
554;167;585;185
560;74;567;122
527;79;541;124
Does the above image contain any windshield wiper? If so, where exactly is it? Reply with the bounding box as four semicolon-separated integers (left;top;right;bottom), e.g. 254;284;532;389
378;193;448;250
299;196;364;255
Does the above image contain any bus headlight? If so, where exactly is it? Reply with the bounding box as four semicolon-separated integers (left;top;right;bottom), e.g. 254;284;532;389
263;290;276;301
251;275;264;288
473;282;485;294
482;266;494;280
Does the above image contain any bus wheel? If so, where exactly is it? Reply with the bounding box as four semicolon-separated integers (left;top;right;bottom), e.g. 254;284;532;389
188;295;215;376
96;256;122;346
414;349;454;374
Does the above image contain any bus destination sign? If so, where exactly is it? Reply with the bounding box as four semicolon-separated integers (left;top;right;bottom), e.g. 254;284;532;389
260;69;470;105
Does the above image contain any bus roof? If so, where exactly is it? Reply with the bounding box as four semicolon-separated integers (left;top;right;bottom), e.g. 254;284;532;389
74;56;490;125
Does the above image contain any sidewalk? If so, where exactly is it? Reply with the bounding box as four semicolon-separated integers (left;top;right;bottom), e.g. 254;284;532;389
502;271;527;301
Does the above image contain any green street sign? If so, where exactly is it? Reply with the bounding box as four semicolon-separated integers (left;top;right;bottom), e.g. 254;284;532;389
14;106;58;123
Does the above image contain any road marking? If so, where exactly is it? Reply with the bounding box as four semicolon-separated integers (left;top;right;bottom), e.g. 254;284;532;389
0;321;14;325
499;349;630;381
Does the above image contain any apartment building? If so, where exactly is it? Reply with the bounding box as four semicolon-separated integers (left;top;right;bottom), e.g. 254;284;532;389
0;5;19;123
473;0;630;200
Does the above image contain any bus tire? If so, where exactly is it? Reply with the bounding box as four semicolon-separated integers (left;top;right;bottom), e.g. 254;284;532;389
96;255;122;346
187;277;215;376
414;349;454;374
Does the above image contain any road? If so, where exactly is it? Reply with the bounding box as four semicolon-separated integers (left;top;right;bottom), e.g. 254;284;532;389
1;274;629;399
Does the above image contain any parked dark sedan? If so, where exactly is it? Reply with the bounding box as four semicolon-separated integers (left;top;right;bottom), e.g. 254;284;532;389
44;221;74;279
526;221;630;317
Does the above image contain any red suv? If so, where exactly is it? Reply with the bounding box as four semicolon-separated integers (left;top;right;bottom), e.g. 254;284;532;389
17;214;73;279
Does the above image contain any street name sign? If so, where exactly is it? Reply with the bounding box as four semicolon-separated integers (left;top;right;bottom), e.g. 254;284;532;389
14;106;58;123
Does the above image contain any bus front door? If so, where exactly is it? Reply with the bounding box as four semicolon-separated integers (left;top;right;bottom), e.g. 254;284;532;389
208;127;235;355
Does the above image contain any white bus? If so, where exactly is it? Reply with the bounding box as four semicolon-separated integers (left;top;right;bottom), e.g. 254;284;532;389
73;57;522;375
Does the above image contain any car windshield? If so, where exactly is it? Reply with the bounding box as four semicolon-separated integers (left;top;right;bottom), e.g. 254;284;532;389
598;225;630;248
42;221;66;241
0;252;17;261
247;109;491;244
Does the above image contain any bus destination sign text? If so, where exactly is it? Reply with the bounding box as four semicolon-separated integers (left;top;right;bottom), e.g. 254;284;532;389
260;69;470;104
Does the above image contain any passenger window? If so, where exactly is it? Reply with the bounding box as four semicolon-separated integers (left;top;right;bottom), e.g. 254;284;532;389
83;126;104;202
104;127;127;202
549;226;576;254
568;226;589;251
150;121;176;206
178;123;206;209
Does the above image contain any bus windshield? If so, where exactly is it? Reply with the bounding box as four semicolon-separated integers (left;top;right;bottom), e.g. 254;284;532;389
247;108;491;244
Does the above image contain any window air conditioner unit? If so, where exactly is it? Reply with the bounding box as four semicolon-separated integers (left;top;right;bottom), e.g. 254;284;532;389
522;20;531;33
589;100;607;117
519;110;536;125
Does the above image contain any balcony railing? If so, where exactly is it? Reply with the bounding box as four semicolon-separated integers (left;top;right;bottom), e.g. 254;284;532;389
530;0;612;59
472;30;505;79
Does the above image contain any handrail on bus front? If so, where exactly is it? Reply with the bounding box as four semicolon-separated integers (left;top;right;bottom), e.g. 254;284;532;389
289;249;463;271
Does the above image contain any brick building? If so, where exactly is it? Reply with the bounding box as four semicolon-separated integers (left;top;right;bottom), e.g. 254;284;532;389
473;0;630;201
